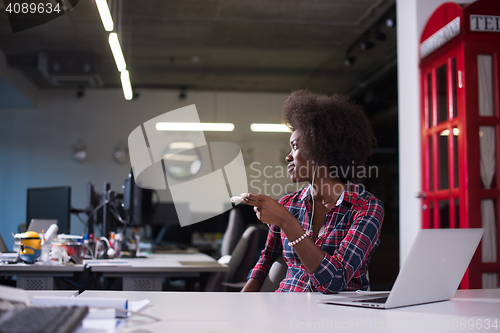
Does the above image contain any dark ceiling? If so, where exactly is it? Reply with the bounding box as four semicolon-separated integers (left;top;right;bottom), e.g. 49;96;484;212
0;0;397;96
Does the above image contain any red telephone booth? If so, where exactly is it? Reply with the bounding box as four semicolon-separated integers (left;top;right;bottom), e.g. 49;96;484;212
419;0;500;289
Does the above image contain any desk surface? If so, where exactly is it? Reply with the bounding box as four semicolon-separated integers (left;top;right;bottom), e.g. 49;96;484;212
0;252;227;274
78;289;500;333
0;261;85;273
85;253;228;273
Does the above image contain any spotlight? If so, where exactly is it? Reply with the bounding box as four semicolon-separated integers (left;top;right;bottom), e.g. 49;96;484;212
360;40;375;51
179;86;187;100
76;85;85;99
386;17;396;28
372;31;386;41
344;55;356;67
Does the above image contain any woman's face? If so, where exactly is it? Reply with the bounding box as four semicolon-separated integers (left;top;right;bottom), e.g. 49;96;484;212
285;130;312;183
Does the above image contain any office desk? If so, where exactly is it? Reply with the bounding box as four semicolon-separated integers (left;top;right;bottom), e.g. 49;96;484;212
85;253;228;291
78;289;500;333
0;253;227;291
25;289;79;300
0;261;85;290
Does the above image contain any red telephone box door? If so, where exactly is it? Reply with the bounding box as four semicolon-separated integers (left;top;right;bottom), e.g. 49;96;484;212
421;46;463;231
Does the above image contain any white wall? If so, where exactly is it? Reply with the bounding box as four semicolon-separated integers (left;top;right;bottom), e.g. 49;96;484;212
0;88;300;247
397;0;473;266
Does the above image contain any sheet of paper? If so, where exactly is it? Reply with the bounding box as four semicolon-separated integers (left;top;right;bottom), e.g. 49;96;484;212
84;260;130;266
129;299;150;316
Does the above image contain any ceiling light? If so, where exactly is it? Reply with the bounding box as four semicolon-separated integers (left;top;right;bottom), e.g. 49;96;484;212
372;31;386;41
344;55;356;67
386;17;396;28
156;123;235;132
250;123;291;133
120;70;133;100
360;40;375;51
163;154;200;162
95;0;114;32
109;33;126;72
169;142;196;149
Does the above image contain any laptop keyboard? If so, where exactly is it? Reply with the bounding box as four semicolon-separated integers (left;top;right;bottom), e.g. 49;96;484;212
0;306;88;333
353;296;388;304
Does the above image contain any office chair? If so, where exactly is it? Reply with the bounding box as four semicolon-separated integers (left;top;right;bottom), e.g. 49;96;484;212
220;208;246;256
259;254;287;292
205;226;260;292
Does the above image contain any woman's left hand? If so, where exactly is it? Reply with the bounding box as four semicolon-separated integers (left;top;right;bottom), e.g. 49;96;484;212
240;193;295;228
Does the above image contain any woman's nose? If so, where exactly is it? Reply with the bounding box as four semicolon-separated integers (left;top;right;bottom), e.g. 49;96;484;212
285;153;293;162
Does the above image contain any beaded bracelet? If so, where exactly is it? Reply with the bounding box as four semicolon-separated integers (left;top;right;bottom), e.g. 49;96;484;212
288;232;308;247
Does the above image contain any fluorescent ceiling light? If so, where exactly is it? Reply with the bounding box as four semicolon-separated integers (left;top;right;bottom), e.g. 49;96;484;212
120;70;133;100
156;123;234;132
169;142;196;149
109;33;126;72
95;0;114;31
163;154;199;162
250;123;291;133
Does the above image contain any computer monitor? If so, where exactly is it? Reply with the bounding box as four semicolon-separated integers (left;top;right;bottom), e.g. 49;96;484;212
27;186;71;234
123;170;153;226
85;182;101;235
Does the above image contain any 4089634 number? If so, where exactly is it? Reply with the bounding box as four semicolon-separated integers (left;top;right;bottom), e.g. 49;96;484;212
5;2;61;14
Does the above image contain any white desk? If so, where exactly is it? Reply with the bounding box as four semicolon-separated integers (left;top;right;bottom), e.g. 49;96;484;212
0;253;227;291
0;261;85;289
25;289;79;300
85;253;228;291
78;289;500;333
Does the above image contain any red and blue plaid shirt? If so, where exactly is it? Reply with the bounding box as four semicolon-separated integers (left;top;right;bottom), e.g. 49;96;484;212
248;182;384;293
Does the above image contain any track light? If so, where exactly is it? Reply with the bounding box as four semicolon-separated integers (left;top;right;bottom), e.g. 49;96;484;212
386;17;396;28
344;55;356;67
360;40;375;51
179;86;187;100
342;3;394;67
372;30;386;41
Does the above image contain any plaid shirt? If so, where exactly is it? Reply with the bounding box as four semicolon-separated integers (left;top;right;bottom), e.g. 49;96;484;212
248;182;384;293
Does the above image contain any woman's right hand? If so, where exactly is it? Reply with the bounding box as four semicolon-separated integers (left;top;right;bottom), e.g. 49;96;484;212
241;278;261;292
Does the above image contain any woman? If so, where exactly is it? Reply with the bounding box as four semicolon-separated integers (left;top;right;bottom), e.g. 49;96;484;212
241;90;384;293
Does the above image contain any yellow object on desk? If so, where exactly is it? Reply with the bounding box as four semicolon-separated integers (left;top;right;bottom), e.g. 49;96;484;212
19;231;42;263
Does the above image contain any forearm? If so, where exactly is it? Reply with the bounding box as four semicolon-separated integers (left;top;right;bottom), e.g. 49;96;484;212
280;216;324;274
241;278;261;292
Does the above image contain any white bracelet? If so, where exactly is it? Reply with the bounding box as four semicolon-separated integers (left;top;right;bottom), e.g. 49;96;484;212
288;232;308;247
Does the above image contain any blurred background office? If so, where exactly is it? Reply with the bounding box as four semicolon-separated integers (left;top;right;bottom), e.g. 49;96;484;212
0;0;483;290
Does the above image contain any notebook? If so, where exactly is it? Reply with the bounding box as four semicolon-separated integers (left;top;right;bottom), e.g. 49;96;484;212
319;228;484;309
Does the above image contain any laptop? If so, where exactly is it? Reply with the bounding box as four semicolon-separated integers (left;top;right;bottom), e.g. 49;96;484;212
27;219;58;234
319;228;484;309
